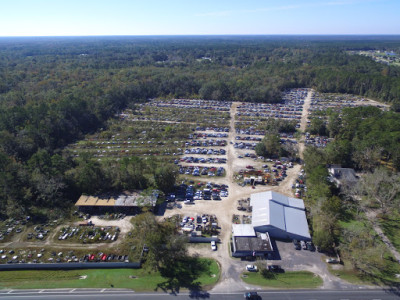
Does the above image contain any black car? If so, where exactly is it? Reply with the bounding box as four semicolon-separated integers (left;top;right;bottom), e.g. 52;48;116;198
268;265;284;273
244;291;261;299
306;241;315;251
293;239;301;250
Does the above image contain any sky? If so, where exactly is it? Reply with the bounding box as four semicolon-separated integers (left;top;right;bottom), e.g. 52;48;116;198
0;0;399;36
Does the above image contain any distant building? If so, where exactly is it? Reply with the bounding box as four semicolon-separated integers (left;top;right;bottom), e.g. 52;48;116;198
75;190;158;214
328;165;358;189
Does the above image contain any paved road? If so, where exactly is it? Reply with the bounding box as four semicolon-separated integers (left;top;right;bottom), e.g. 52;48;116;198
0;289;399;299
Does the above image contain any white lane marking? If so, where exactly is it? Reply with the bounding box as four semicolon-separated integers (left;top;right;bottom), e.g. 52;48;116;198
100;289;106;292
70;289;76;293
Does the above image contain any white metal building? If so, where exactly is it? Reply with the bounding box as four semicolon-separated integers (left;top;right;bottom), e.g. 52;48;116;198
250;191;311;240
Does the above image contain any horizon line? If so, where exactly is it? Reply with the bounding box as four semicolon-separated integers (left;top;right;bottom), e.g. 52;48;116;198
1;33;400;38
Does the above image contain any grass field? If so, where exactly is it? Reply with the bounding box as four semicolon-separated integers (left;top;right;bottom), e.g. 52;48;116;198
328;260;400;287
336;212;400;286
327;264;366;285
0;259;220;291
241;271;323;289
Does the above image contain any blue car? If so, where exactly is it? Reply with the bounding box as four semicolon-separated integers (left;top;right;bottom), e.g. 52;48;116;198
244;292;260;299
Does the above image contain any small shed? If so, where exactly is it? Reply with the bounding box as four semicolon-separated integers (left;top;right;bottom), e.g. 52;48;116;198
231;224;273;257
75;190;158;214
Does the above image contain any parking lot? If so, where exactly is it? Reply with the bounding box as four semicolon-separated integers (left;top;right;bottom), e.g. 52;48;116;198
271;240;353;289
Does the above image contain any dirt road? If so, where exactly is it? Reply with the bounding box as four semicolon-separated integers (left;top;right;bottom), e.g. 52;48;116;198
298;89;313;160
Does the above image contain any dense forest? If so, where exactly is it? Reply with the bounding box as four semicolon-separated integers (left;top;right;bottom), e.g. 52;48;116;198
1;35;400;219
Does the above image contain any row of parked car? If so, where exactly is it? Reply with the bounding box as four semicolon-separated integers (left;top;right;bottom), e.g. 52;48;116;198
58;226;118;242
167;183;229;203
234;142;257;150
185;139;227;147
195;126;229;132
293;239;315;251
184;148;226;155
237;111;302;120
179;157;227;164
144;98;231;111
178;166;225;177
235;128;265;136
192;187;228;201
0;249;130;264
179;214;220;236
235;136;262;141
305;134;332;148
246;264;284;273
188;132;228;139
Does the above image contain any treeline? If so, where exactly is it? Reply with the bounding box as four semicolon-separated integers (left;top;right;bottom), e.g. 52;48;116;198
0;147;177;220
1;36;400;106
309;106;400;170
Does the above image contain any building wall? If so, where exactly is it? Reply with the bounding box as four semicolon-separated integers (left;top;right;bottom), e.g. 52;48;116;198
77;206;144;215
253;225;309;241
231;236;272;258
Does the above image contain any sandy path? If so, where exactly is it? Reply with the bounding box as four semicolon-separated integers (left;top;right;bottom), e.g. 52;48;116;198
298;89;313;160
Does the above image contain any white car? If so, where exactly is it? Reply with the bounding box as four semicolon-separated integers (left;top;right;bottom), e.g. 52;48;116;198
220;191;228;197
300;240;307;250
211;241;217;251
246;264;258;272
326;257;340;264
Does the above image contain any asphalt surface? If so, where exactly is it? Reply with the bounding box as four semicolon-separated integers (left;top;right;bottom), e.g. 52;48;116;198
0;289;399;300
272;240;355;290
